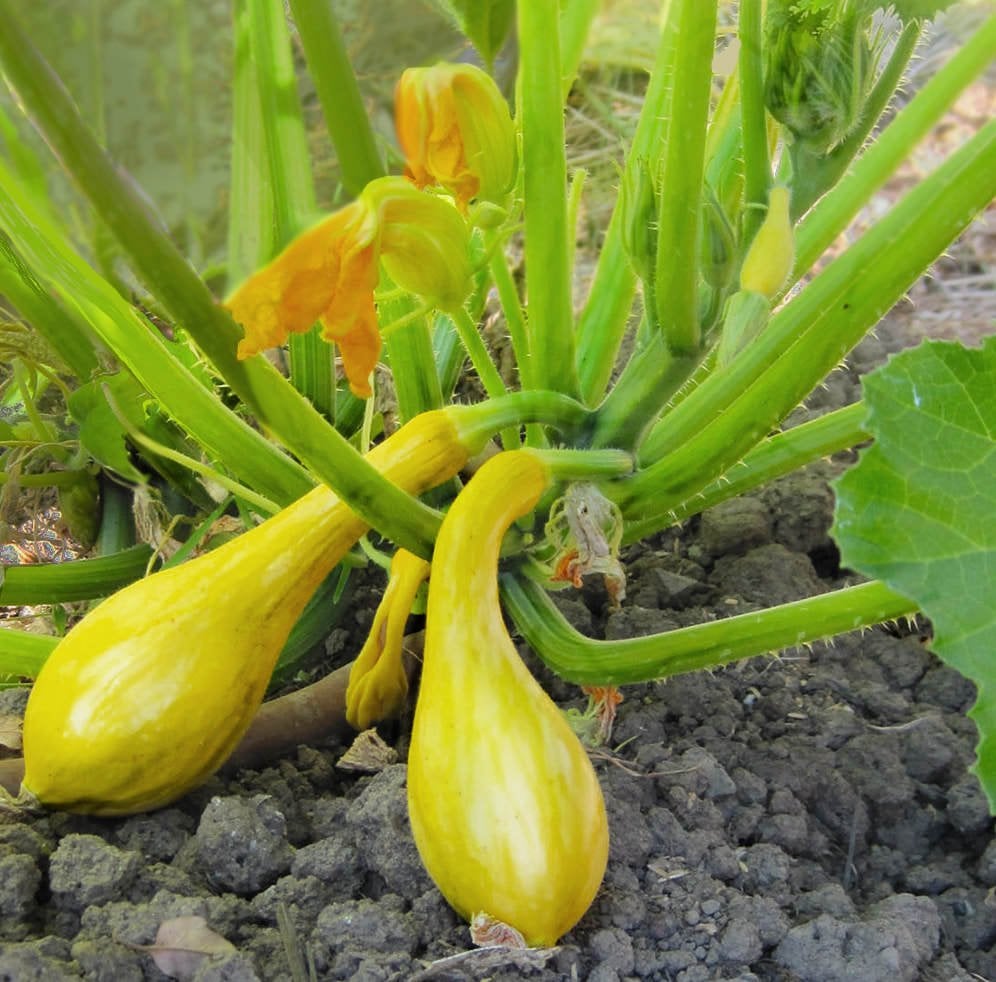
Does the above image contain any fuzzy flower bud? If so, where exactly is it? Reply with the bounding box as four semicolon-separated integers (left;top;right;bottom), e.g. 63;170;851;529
763;0;878;154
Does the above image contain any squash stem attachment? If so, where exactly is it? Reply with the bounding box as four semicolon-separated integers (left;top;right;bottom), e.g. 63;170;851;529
449;391;595;452
531;448;634;483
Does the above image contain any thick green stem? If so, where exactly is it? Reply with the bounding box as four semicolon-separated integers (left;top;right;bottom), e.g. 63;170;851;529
628;118;996;514
575;12;677;403
559;0;599;100
96;475;136;554
623;401;870;540
227;0;275;288
382;297;445;423
590;332;700;450
486;235;532;388
245;0;316;236
0;545;155;605
652;0;717;355
738;0;771;246
432;313;466;400
518;0;578;398
502;573;917;685
535;448;633;482
449;306;520;449
287;0;385;198
450;307;507;397
792;15;996;279
244;0;333;416
452;390;594;450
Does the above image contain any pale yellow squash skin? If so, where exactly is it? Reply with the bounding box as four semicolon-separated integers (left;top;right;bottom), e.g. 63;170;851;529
408;451;609;947
22;411;468;815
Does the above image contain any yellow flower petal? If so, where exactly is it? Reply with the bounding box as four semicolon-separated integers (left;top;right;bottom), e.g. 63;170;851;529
225;199;382;398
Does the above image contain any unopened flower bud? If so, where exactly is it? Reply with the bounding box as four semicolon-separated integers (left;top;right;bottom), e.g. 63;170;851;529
763;1;877;154
396;62;516;208
700;186;737;294
618;157;659;285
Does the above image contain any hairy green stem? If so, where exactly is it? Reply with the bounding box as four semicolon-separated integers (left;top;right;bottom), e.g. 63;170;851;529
502;573;917;685
518;0;578;398
244;0;333;416
652;0;717;355
227;0;276;288
535;448;633;482
486;235;532;388
738;0;770;246
623;401;870;540
558;0;599;100
590;332;700;450
96;475;136;555
452;390;594;450
574;12;677;403
381;294;444;423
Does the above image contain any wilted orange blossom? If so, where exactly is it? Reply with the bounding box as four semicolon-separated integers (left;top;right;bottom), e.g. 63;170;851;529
225;176;472;398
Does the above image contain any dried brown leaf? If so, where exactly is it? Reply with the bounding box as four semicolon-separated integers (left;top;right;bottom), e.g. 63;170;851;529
337;728;398;773
129;915;236;980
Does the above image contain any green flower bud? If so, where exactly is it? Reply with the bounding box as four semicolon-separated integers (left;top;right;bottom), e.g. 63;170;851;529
618;158;659;285
700;186;737;295
763;0;878;154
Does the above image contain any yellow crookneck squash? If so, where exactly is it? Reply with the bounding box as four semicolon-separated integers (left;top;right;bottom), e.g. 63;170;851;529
408;450;609;947
20;410;469;816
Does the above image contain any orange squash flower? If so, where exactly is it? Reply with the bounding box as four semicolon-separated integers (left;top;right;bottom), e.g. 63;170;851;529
225;178;472;399
226;199;380;397
396;63;516;208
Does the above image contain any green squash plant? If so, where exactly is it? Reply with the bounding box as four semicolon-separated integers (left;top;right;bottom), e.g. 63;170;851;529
1;0;995;945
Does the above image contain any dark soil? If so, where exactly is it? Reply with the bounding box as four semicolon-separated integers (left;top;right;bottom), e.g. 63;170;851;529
1;317;994;982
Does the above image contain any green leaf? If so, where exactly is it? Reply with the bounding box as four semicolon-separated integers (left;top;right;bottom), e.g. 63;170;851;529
832;336;996;808
435;0;515;67
68;374;148;484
